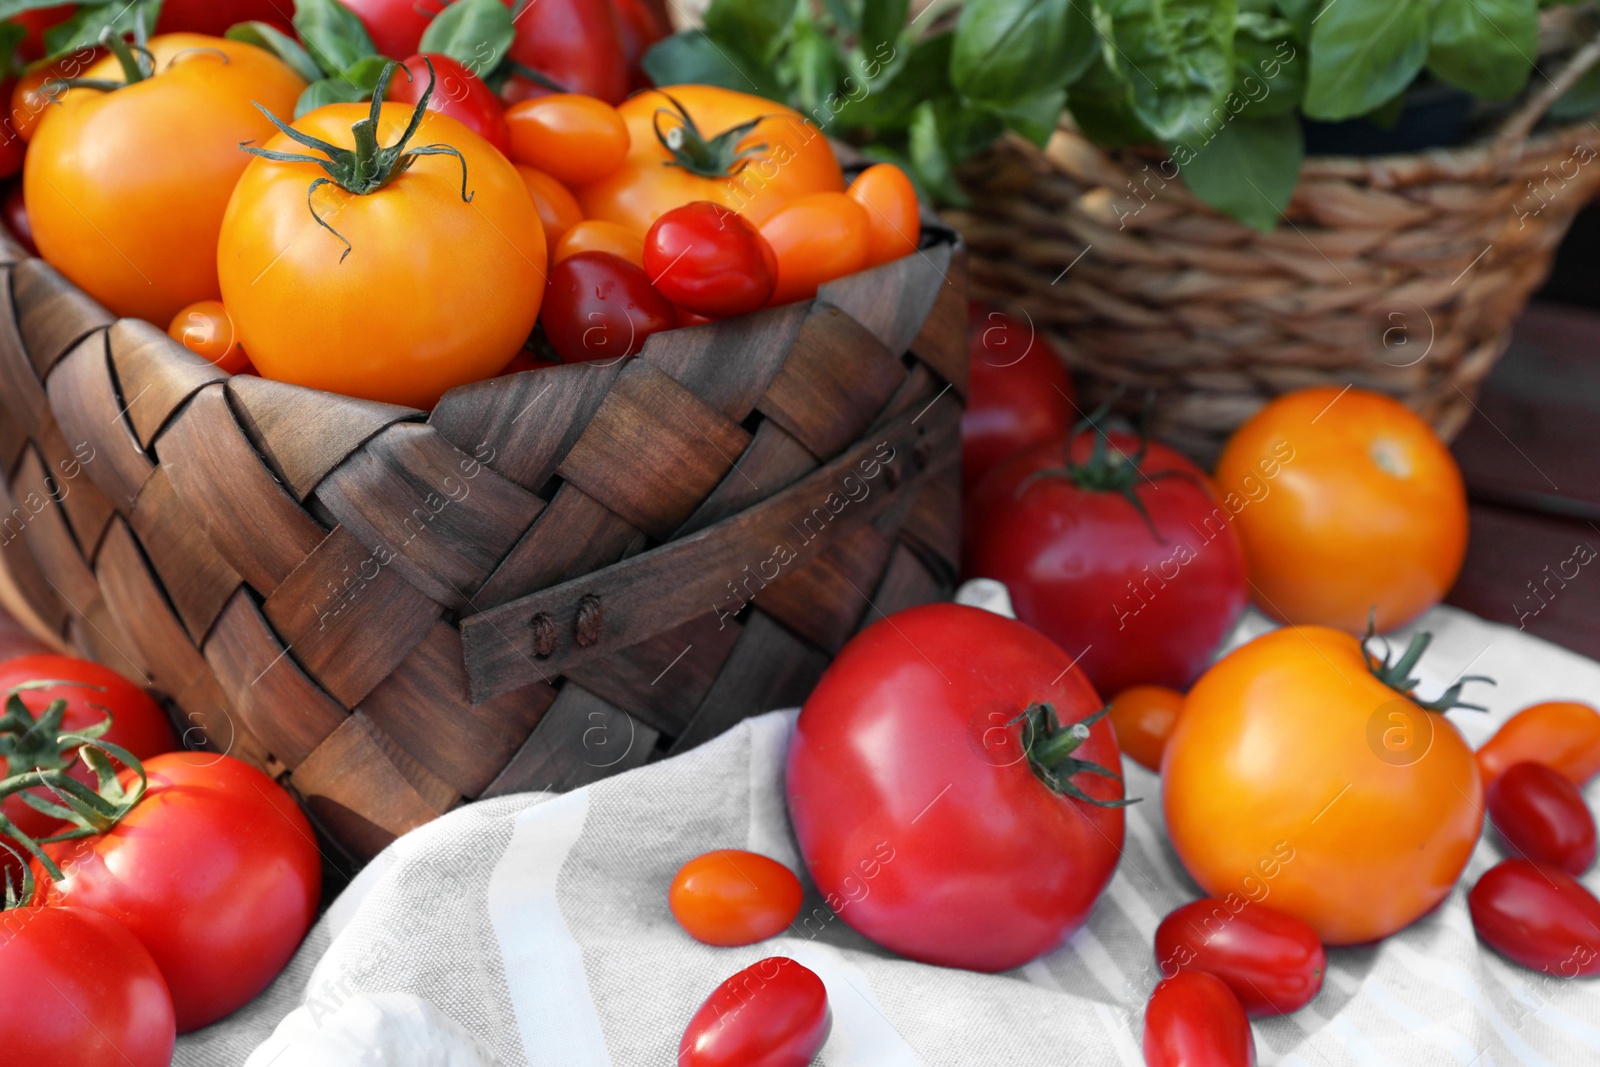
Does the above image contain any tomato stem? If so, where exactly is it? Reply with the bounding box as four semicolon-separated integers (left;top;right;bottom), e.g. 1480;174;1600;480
1363;616;1495;713
1010;702;1137;808
652;92;773;180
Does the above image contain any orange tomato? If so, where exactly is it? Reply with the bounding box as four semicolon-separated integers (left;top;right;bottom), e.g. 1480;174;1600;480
669;849;803;947
577;86;844;237
167;300;248;374
1477;701;1600;789
506;94;630;186
760;192;870;306
553;219;644;267
1109;686;1184;772
9;45;102;142
847;163;920;267
1214;386;1467;634
1164;625;1483;945
516;165;583;249
25;35;305;325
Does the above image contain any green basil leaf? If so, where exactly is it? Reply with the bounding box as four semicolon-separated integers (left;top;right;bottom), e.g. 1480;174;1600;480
418;0;515;77
294;0;377;77
642;30;782;98
1426;0;1536;101
1303;0;1426;121
1101;0;1236;145
0;0;79;19
227;22;324;84
822;0;861;34
295;75;371;119
860;0;908;57
1174;111;1302;232
832;31;951;132
43;0;163;56
703;0;792;66
1232;10;1304;117
908;100;968;206
952;0;1098;104
1065;49;1158;147
343;54;394;92
0;20;24;64
982;87;1067;146
1273;0;1322;43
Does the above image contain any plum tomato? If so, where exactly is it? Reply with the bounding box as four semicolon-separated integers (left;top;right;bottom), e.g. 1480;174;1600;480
1108;685;1184;772
846;163;920;267
553;219;645;267
340;0;448;61
502;0;630;105
516;164;584;249
1154;898;1326;1017
669;849;803;947
961;304;1076;493
760;192;870;306
389;54;510;154
540;251;675;364
168;300;250;374
1468;858;1600;977
1486;761;1597;874
644;201;777;319
506;94;630;186
1478;701;1600;789
1143;971;1257;1067
679;957;831;1067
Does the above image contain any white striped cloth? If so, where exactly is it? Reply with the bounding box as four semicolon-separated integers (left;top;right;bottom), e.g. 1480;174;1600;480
175;591;1600;1066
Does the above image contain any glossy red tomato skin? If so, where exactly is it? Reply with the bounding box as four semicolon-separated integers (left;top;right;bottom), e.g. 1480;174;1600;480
961;304;1075;493
390;54;511;154
1144;971;1257;1067
0;80;23;180
1154;899;1326;1017
502;0;629;105
644;201;776;318
158;0;294;35
34;753;322;1032
540;251;676;363
0;906;176;1066
964;431;1250;695
612;0;670;88
1468;859;1600;976
1487;762;1597;874
787;603;1125;972
679;957;831;1067
341;0;451;60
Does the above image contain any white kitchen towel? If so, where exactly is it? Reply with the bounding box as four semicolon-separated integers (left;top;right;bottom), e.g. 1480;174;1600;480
175;597;1600;1066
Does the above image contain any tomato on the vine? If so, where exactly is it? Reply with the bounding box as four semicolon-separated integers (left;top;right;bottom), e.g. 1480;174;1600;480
961;304;1075;493
1143;971;1257;1067
1477;700;1600;789
669;849;803;947
1154;898;1325;1017
645;201;776;318
846;163;920;267
679;957;831;1067
506;94;630;185
1107;685;1184;772
1487;761;1596;874
540;251;675;363
389;53;510;154
1469;859;1600;976
553;219;644;266
168;300;250;375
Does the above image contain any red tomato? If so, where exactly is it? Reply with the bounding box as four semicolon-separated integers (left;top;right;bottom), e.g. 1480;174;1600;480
679;957;831;1067
961;304;1075;493
501;0;630;105
1144;971;1257;1067
670;849;803;947
540;251;675;364
1468;858;1600;976
390;54;510;155
1478;701;1600;789
760;191;870;306
964;430;1250;695
342;0;452;60
4;180;36;255
644;201;777;319
0;906;175;1066
34;753;322;1032
168;300;251;374
1107;685;1184;772
1487;761;1597;874
612;0;670;88
846;163;920;267
11;6;73;63
1154;899;1326;1017
787;603;1126;972
158;0;294;35
0;79;23;181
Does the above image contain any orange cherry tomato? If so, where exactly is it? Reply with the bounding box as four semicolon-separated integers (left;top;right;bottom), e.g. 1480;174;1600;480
847;163;920;267
10;46;102;143
1214;386;1468;635
1477;701;1600;790
1108;685;1185;772
669;849;803;947
760;192;870;306
168;300;249;374
506;94;630;186
515;164;583;249
552;219;645;267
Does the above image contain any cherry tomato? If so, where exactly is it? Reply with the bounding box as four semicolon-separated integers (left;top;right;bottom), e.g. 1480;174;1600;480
788;603;1126;972
540;251;675;364
34;753;322;1032
1108;685;1184;772
1478;701;1600;789
962;304;1075;493
506;94;630;186
1143;971;1257;1067
167;300;250;375
679;957;831;1067
964;430;1249;695
1215;386;1467;634
847;163;920;267
516;165;583;249
10;47;102;143
760;192;870;306
1166;626;1483;945
552;218;645;266
341;0;451;61
389;53;510;155
644;201;777;319
502;0;630;105
158;0;294;36
3;180;36;255
0;905;175;1066
1154;898;1326;1017
669;849;803;947
1487;761;1597;874
1468;858;1600;976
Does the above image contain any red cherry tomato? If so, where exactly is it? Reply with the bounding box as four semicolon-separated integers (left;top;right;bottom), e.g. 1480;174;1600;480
1107;685;1184;772
964;430;1250;695
540;251;676;364
502;0;630;105
1154;899;1326;1017
2;181;34;255
0;905;176;1066
961;304;1075;493
846;163;920;267
669;849;803;947
340;0;451;61
1144;971;1257;1067
168;300;251;375
1478;701;1600;789
1468;858;1600;976
1487;761;1597;874
644;201;777;319
389;54;510;155
679;957;831;1067
34;753;322;1032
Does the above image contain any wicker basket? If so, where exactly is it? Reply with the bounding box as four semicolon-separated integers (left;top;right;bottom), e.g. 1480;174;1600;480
947;33;1600;464
0;224;967;865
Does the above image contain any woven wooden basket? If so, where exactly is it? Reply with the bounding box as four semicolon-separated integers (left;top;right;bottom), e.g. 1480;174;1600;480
0;224;966;866
947;33;1600;464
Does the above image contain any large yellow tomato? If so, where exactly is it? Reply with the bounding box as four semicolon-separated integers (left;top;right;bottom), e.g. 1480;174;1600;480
217;99;545;409
576;86;845;237
1163;625;1483;945
25;34;305;324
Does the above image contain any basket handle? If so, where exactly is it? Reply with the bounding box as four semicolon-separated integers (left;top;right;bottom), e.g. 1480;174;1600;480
1493;27;1600;155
